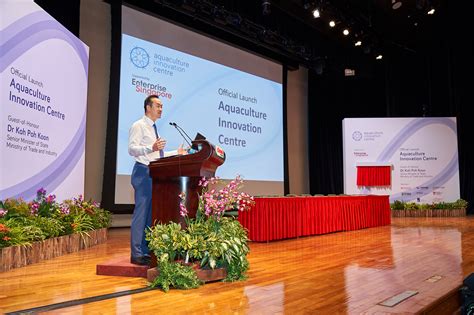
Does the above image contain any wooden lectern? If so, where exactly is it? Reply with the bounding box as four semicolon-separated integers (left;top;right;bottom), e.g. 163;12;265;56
148;139;225;226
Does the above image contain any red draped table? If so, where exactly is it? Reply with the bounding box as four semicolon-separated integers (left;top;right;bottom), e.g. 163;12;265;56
356;165;391;186
238;195;391;242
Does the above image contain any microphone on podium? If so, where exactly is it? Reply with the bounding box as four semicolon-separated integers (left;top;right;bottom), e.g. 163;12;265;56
169;122;193;148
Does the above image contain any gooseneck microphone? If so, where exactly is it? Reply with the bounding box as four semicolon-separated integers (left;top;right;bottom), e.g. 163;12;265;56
172;122;193;144
169;122;192;148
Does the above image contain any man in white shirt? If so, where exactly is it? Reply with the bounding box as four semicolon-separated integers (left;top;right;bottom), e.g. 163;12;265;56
128;94;186;265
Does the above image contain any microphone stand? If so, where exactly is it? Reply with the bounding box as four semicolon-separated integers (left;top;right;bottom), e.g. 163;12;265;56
169;122;192;148
175;124;194;145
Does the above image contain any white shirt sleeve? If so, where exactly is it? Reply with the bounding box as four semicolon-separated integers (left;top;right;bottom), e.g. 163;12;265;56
128;122;153;157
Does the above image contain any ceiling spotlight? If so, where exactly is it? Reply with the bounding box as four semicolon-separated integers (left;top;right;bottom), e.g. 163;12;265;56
354;40;362;46
416;0;424;10
315;58;326;75
343;29;349;36
376;54;383;60
312;8;321;18
427;8;435;14
329;20;336;27
262;0;271;16
392;0;402;10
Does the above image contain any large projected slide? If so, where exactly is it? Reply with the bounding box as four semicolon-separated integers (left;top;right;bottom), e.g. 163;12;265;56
0;0;89;201
342;117;460;203
114;5;284;204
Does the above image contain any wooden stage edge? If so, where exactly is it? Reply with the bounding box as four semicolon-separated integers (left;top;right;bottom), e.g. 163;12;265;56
1;217;474;314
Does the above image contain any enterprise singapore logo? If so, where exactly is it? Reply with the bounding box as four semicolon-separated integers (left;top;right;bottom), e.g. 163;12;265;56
352;131;362;141
130;47;150;68
131;78;173;99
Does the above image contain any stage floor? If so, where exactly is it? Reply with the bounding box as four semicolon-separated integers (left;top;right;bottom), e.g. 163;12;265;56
1;217;473;314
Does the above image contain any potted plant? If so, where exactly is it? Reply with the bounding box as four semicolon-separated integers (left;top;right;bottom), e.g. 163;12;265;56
0;189;111;272
146;175;254;292
390;199;468;217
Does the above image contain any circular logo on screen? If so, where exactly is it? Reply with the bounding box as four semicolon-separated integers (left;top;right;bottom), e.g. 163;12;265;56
352;131;362;141
130;47;150;68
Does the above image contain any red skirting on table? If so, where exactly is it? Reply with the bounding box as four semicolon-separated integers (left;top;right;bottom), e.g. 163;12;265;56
238;195;391;242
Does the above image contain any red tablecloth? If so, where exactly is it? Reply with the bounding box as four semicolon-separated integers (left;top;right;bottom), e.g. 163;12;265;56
238;195;391;242
356;166;391;186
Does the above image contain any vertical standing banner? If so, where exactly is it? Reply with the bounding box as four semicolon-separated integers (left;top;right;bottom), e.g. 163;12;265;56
342;117;460;203
0;0;89;201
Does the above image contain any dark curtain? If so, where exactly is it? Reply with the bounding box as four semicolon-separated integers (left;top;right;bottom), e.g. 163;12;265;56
308;70;386;195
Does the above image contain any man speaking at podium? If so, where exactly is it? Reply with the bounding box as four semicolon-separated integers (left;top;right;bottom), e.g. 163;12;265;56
128;95;187;265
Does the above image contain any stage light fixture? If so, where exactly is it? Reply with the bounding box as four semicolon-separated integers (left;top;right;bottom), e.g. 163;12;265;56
262;0;271;16
354;40;362;46
343;28;349;36
312;8;321;18
392;0;402;10
314;57;326;75
376;54;383;60
329;20;336;27
427;8;435;14
344;68;355;76
416;0;426;10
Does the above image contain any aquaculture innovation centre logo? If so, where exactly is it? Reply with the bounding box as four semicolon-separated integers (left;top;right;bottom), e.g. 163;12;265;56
130;47;150;68
352;131;362;141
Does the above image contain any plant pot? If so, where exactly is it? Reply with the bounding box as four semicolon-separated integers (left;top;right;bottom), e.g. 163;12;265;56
391;208;466;217
0;228;108;273
193;265;227;282
146;261;227;283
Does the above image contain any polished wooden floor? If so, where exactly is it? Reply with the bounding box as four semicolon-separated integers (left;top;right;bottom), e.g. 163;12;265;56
1;217;474;314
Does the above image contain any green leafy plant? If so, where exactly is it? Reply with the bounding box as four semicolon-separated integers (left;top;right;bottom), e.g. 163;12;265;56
434;202;449;209
0;218;45;247
218;218;250;281
390;199;468;211
146;175;254;291
404;202;419;210
0;198;30;218
453;199;468;209
32;188;58;217
150;260;202;292
0;223;13;248
147;222;185;263
31;216;64;238
391;200;405;210
0;189;111;249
